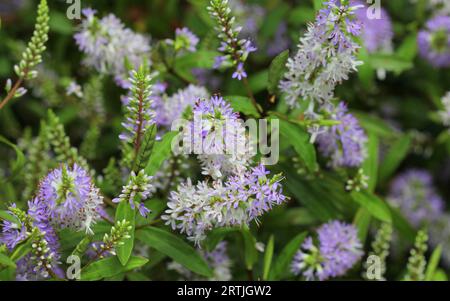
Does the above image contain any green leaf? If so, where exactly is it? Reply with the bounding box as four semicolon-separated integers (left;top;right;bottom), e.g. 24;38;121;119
312;0;323;11
369;53;413;75
431;269;448;281
378;135;411;183
203;227;238;252
268;50;289;94
354;112;397;138
425;245;442;281
144;131;177;176
0;210;19;224
136;227;213;277
115;202;136;266
389;206;416;243
263;235;275;280
279;119;318;172
269;232;307;280
241;227;258;271
226;95;261;118
0;253;16;269
174;50;221;73
249;70;268;94
0;135;25;182
71;235;93;258
362;132;379;192
10;240;33;262
396;33;418;62
353;208;372;244
81;256;148;281
350;191;392;223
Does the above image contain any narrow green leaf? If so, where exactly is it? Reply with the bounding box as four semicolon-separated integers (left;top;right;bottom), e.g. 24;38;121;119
425;245;442;281
353;208;372;244
396;33;418;62
0;135;25;181
269;232;307;280
144;131;177;176
226;95;261;118
81;256;148;281
350;191;392;223
431;269;448;281
136;227;213;277
263;235;275;280
369;53;413;75
203;227;238;252
268;50;289;94
0;253;16;269
115;202;136;266
278;119;318;172
362;132;379;192
241;227;258;271
378;135;411;183
0;210;19;224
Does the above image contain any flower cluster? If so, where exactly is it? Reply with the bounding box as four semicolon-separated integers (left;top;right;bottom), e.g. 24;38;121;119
163;164;285;244
418;15;450;68
112;170;155;217
74;8;151;88
388;169;444;227
404;230;428;281
1;202;61;280
207;0;257;80
38;164;104;234
168;241;232;280
280;0;363;108
180;95;252;179
316;102;368;168
88;219;132;259
291;221;363;281
352;0;393;53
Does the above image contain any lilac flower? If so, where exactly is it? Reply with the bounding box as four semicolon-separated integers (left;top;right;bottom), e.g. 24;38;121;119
153;85;209;127
38;164;103;234
192;68;222;91
291;221;363;281
66;81;83;98
232;63;247;80
388;169;444;227
162;164;285;244
74;9;151;88
280;0;363;108
181;95;253;179
352;0;393;53
173;27;199;53
316;102;368;168
112;170;155;217
418;15;450;68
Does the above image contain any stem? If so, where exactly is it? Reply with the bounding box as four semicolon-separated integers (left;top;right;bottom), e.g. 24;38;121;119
0;77;24;110
134;82;145;155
